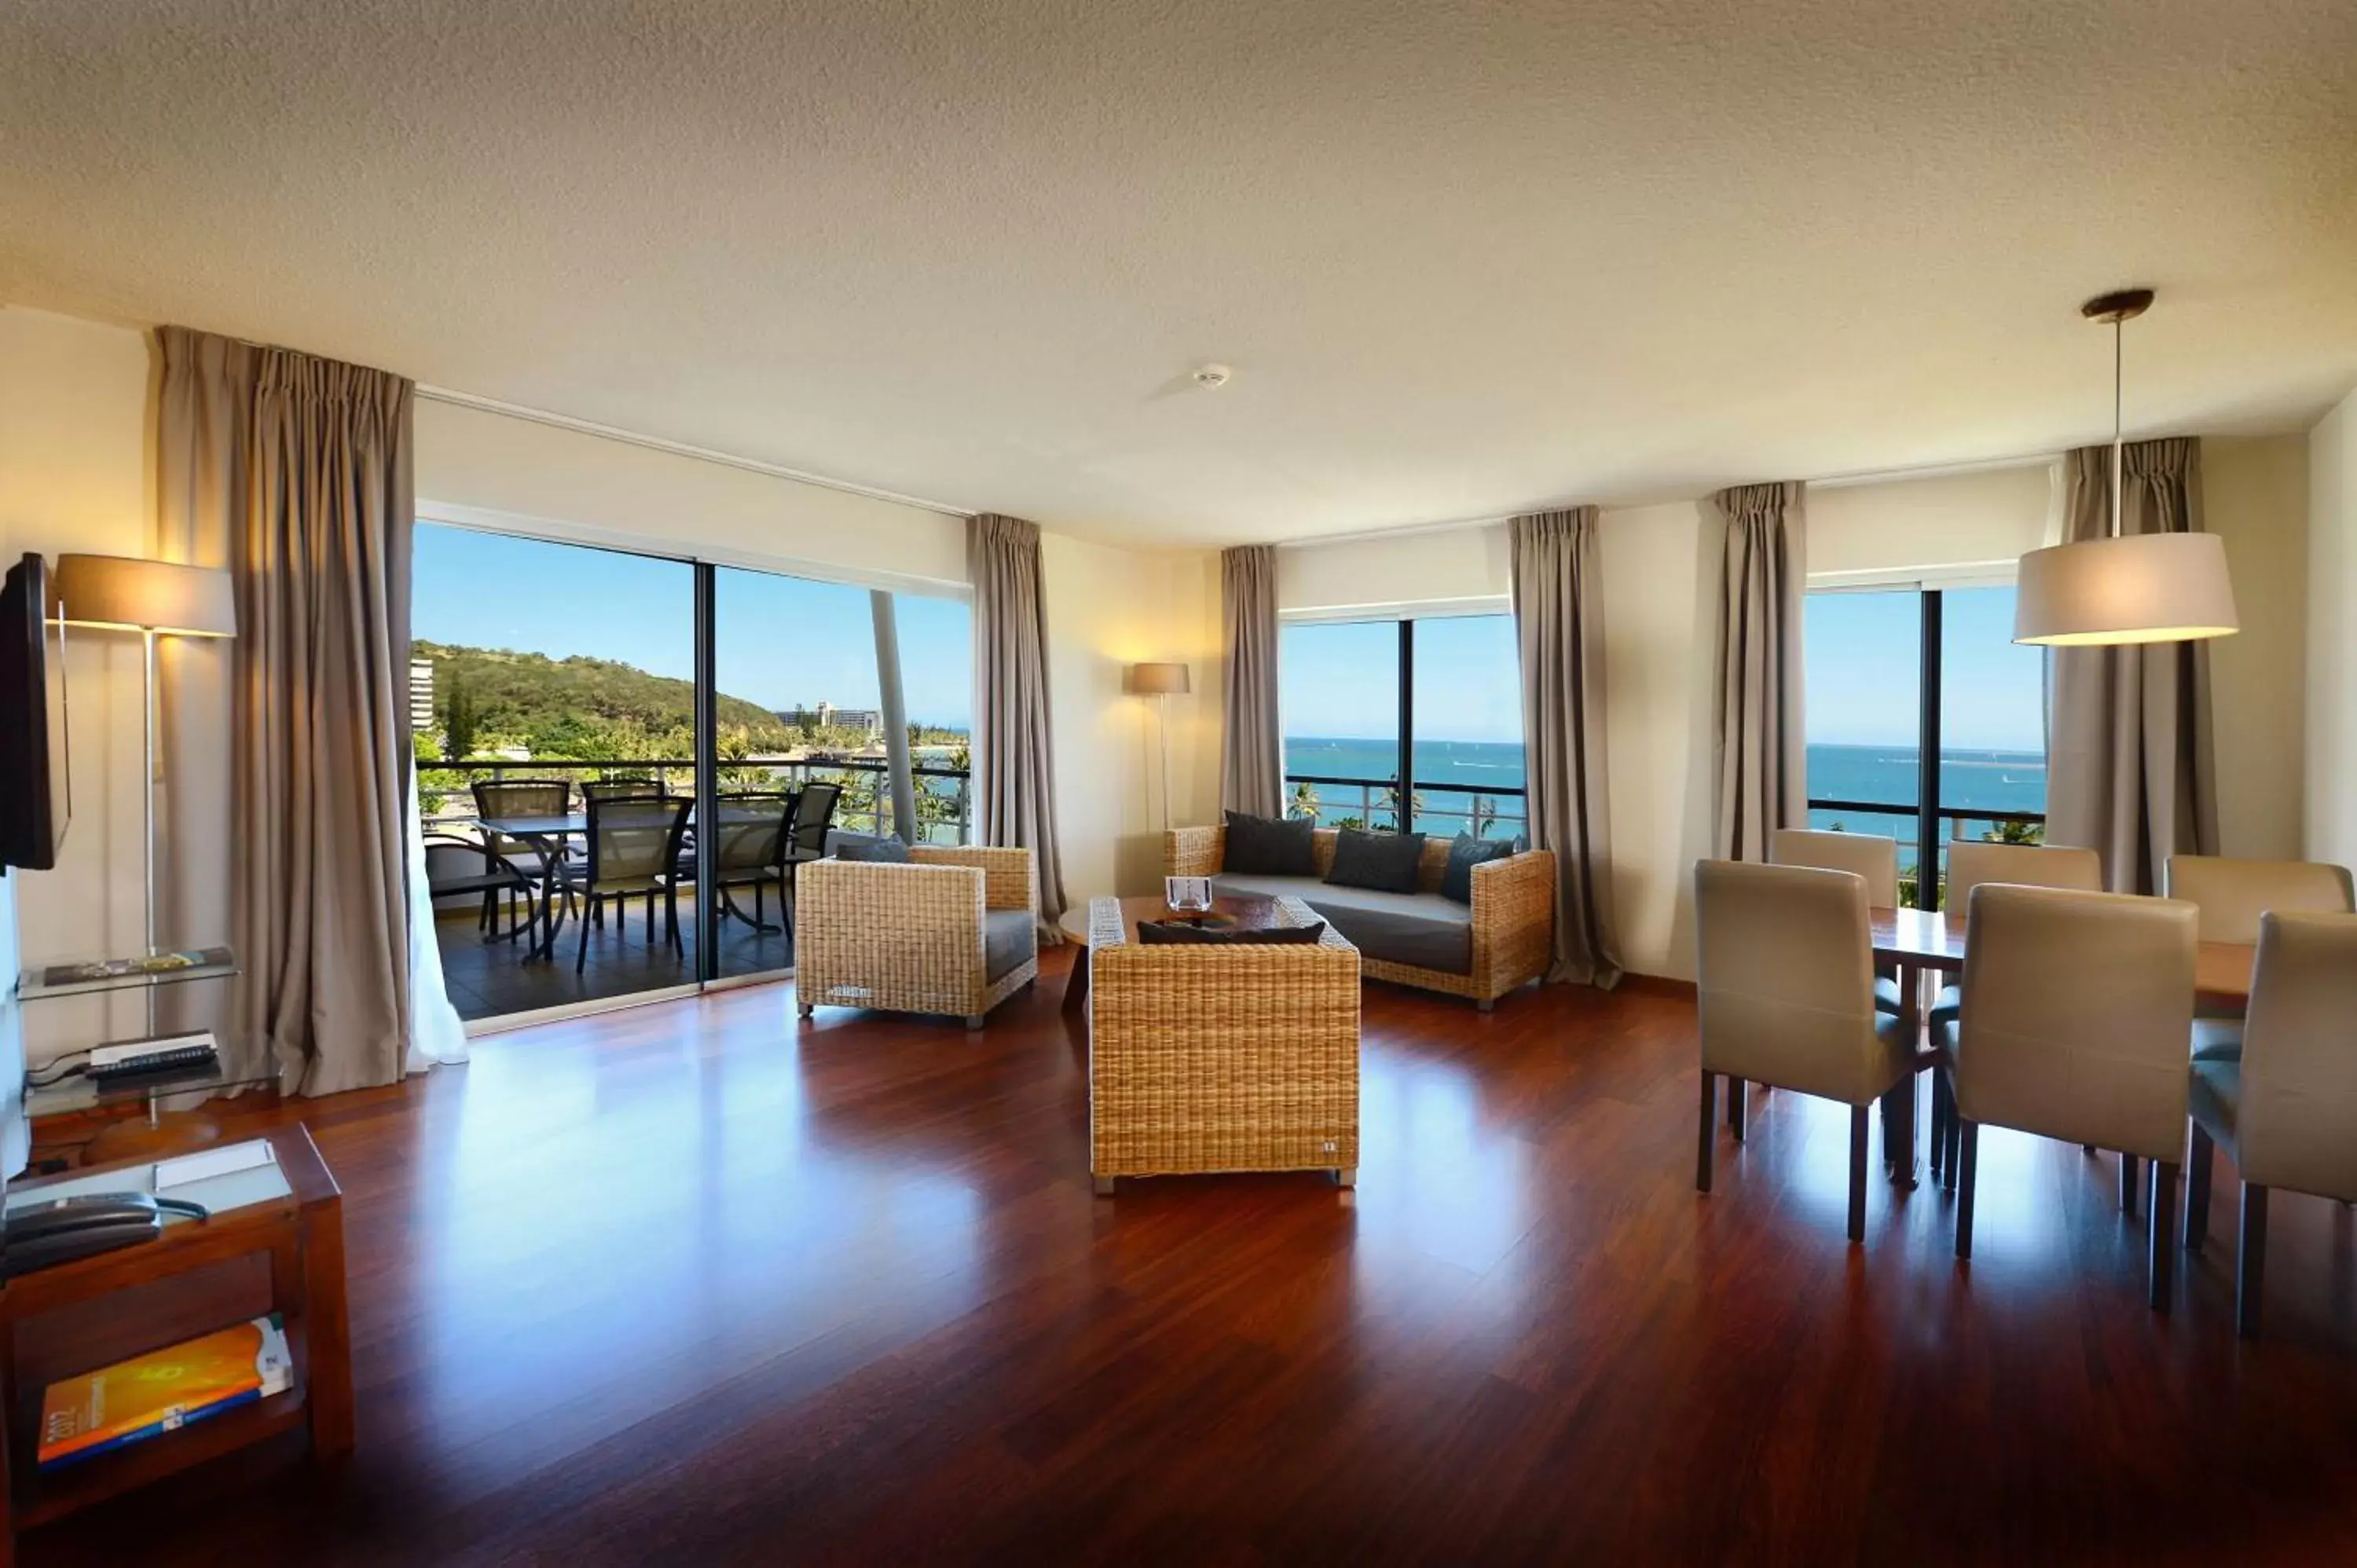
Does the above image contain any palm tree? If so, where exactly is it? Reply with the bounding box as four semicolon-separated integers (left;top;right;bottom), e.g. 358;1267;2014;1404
1289;779;1321;822
1985;817;2045;845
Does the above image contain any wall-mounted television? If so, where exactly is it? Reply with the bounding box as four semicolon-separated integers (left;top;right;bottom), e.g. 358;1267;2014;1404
0;553;70;873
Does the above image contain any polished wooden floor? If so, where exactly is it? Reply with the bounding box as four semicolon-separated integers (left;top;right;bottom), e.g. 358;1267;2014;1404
30;956;2357;1566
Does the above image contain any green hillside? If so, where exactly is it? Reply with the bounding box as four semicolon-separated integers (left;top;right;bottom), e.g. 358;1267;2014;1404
416;641;795;757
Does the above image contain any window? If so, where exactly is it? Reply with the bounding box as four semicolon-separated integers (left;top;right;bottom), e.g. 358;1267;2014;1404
1803;584;2048;907
1280;614;1524;839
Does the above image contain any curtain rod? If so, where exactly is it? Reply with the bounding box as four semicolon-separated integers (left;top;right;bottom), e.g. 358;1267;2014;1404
412;384;978;521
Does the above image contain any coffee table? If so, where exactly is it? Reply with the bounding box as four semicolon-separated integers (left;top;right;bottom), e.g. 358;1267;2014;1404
1060;894;1292;1016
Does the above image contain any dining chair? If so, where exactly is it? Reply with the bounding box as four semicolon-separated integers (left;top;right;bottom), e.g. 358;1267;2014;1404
581;778;665;804
572;796;694;973
1943;884;2198;1307
469;779;573;906
779;781;843;936
2185;910;2357;1339
2164;855;2355;1028
1693;859;1915;1244
702;790;795;927
422;831;540;943
1924;841;2102;1181
1763;827;1908;1129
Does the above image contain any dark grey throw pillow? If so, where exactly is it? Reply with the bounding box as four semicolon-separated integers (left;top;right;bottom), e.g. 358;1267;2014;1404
1222;810;1318;876
1440;833;1519;904
1323;827;1426;894
1135;919;1327;946
836;836;912;863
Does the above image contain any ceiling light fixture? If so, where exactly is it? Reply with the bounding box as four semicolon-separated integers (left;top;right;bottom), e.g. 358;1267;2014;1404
2012;289;2238;647
1192;364;1232;389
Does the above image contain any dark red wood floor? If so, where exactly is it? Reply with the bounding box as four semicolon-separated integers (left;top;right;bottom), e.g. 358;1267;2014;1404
28;955;2357;1566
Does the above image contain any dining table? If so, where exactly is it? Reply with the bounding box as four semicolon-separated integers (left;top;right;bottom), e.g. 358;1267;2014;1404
1868;904;2258;1189
478;812;590;961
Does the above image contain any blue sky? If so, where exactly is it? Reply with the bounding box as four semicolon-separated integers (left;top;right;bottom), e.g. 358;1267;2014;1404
412;524;973;727
1805;585;2045;751
1280;614;1522;743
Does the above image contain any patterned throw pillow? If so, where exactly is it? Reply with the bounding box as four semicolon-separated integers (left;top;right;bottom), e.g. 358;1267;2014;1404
1440;833;1518;904
1222;810;1318;876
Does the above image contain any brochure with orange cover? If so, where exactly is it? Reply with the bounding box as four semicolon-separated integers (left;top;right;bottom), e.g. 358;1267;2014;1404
38;1314;292;1469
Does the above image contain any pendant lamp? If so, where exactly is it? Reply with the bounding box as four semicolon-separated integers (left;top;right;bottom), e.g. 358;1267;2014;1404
2013;290;2238;647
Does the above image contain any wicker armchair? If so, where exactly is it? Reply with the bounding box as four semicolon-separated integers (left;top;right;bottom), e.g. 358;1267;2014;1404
1164;825;1555;1008
794;845;1039;1028
1088;896;1361;1192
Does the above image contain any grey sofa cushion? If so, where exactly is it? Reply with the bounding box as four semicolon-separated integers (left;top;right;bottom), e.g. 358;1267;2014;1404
1223;810;1318;876
1210;872;1472;974
1440;833;1516;904
984;908;1036;981
1326;827;1427;894
837;836;912;863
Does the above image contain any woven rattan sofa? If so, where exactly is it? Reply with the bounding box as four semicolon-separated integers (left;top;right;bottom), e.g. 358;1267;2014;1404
1087;895;1360;1192
1164;826;1553;1010
794;845;1039;1028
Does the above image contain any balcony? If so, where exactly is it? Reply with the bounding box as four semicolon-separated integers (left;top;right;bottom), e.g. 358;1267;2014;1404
422;757;970;1020
1283;775;1529;841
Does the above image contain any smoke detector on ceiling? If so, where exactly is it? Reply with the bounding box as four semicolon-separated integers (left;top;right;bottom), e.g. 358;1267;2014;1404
1192;364;1232;389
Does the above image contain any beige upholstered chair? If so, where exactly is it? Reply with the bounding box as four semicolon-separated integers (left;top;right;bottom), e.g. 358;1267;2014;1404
1769;829;1906;1022
1769;828;1900;906
1924;841;2105;1177
2185;911;2357;1338
794;846;1039;1028
2165;855;2354;1025
1943;885;2198;1307
1693;860;1915;1243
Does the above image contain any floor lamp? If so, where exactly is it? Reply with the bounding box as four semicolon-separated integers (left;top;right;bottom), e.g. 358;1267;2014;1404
53;554;238;1038
1124;662;1190;831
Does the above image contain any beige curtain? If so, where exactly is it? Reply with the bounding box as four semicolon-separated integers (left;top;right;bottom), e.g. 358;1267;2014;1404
970;513;1070;938
1219;544;1282;818
158;327;415;1096
1509;509;1619;986
2047;438;2219;893
1713;482;1807;862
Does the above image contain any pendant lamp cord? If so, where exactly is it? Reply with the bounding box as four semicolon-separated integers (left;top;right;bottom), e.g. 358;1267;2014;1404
2110;316;2124;538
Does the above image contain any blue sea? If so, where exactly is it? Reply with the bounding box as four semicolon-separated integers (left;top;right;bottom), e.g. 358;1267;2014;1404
1283;736;2046;859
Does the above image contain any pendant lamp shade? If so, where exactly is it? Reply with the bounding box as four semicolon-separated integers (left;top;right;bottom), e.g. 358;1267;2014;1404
2014;531;2238;647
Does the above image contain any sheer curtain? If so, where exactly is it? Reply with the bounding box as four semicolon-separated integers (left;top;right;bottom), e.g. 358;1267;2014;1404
1509;508;1619;986
405;771;469;1072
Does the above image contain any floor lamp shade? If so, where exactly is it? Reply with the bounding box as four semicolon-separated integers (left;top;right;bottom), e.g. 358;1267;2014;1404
53;555;237;638
1124;661;1191;696
2012;532;2238;647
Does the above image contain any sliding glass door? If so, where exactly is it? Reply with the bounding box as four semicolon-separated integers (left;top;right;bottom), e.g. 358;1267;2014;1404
414;519;973;1020
1802;583;2048;908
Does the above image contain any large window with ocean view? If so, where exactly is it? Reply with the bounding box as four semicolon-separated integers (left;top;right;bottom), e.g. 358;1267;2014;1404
1280;613;1524;840
1804;583;2047;907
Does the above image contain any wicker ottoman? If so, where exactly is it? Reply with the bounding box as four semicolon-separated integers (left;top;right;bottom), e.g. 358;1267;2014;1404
1087;895;1362;1192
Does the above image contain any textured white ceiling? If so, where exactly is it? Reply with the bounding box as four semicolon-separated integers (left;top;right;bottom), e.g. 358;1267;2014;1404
2;1;2352;546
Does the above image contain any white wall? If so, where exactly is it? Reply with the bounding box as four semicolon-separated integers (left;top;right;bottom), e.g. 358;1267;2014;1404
1039;537;1221;908
2202;436;2310;860
1597;503;1717;979
0;306;159;1060
2311;389;2357;869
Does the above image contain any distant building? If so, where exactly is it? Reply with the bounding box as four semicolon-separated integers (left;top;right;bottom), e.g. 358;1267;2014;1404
777;701;882;738
410;658;435;731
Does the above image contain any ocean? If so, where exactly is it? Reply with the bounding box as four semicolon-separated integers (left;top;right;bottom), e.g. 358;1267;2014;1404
1283;736;2046;859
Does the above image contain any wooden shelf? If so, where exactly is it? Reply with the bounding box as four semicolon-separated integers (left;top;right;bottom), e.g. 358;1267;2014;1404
11;1383;308;1529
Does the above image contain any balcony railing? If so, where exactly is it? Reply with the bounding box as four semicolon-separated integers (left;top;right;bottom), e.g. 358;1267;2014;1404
419;757;972;844
1284;774;1529;841
1806;797;2049;907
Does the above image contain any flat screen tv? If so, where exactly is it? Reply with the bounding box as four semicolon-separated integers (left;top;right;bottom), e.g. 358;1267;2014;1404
0;553;69;872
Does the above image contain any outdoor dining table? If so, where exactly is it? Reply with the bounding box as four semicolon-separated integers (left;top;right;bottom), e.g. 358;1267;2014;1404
478;812;590;961
1868;905;2258;1189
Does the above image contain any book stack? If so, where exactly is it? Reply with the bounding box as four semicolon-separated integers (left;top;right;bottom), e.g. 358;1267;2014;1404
37;1315;292;1470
